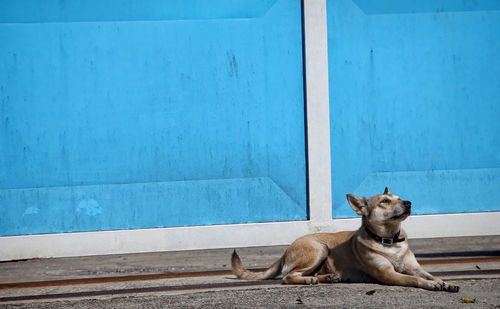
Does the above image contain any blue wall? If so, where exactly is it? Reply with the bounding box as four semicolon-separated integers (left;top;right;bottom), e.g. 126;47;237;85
328;0;500;217
0;0;307;236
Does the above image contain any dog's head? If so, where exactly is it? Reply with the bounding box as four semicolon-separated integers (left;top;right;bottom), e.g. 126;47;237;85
346;187;412;227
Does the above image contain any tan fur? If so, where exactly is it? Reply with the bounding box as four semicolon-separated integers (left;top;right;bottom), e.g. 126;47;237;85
231;187;459;292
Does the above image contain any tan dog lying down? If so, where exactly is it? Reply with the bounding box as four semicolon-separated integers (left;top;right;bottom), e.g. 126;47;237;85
232;188;459;292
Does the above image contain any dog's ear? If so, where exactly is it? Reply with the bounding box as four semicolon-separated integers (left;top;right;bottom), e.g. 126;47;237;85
384;187;391;195
346;194;368;216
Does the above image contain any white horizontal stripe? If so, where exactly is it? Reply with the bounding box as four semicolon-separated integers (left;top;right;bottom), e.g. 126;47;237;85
1;212;499;261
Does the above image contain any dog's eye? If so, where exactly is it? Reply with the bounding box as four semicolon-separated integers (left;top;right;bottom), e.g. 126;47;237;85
381;199;390;204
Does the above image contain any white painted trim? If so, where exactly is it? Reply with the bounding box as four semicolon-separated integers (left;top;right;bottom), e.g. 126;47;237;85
0;221;310;261
401;212;500;238
1;212;499;261
303;0;332;222
322;212;500;238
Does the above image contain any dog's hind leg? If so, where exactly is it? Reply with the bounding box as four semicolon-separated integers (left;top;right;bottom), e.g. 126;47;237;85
315;259;341;283
282;241;330;285
316;273;341;283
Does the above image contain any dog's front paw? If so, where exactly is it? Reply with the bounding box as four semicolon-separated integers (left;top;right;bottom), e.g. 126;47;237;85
425;280;444;291
424;280;459;292
442;282;459;293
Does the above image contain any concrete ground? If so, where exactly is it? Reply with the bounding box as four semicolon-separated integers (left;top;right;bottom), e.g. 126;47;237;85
1;235;499;308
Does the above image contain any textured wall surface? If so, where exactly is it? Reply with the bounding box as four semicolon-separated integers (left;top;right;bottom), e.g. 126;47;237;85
328;0;500;217
0;0;307;236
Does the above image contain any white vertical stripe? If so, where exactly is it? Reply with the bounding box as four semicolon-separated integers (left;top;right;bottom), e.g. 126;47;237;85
303;0;332;222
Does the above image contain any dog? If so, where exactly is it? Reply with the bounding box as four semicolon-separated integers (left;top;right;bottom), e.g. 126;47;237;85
231;187;459;292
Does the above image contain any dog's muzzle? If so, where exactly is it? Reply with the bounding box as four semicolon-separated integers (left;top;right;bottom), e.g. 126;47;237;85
390;201;412;220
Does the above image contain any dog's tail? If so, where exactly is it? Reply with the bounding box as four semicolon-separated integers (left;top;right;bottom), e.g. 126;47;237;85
231;250;283;280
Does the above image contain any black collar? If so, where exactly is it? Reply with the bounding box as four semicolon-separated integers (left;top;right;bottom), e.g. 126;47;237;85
364;227;405;245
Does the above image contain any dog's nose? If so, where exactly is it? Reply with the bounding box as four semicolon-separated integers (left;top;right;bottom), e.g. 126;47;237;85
403;200;411;208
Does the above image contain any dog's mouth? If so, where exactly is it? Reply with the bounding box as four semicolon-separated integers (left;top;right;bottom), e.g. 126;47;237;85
390;201;412;220
390;209;411;220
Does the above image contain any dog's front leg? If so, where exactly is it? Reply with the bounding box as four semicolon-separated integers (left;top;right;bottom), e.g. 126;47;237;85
365;258;446;291
403;253;459;292
403;253;441;280
370;265;444;291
